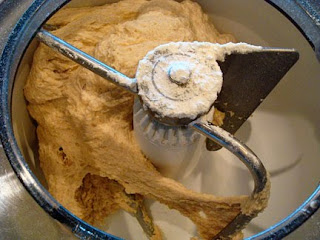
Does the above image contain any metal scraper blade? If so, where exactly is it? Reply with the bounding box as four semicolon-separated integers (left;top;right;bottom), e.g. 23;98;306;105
207;48;299;151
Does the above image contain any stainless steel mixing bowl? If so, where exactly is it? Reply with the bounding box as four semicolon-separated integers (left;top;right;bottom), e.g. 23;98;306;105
0;0;319;239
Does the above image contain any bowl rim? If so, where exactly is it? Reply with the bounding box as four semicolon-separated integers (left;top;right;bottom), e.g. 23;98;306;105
0;0;319;239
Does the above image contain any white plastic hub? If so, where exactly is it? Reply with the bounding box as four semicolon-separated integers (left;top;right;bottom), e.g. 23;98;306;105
136;42;224;122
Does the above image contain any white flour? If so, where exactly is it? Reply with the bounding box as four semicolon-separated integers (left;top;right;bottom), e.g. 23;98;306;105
136;42;262;122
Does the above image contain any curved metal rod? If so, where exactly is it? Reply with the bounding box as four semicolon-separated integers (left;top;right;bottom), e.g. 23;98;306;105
191;121;269;239
36;29;138;93
191;121;267;193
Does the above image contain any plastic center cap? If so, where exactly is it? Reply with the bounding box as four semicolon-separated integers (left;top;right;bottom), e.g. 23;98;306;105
168;62;191;85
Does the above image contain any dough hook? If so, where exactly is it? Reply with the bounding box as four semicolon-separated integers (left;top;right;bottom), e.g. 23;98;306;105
35;28;294;239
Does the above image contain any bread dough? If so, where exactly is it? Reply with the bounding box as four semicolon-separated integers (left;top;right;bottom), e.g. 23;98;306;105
24;0;268;239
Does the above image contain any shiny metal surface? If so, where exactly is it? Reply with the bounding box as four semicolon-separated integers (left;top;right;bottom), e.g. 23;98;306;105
36;29;138;94
191;122;268;194
0;143;77;240
191;122;269;239
266;0;320;60
250;184;320;240
0;0;319;240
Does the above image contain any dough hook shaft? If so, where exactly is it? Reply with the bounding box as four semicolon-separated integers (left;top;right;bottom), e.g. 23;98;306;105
191;121;269;239
191;121;267;194
36;29;138;93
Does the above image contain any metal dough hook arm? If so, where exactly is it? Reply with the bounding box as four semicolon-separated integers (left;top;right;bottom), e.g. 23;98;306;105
191;121;268;194
36;29;138;94
191;121;269;239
